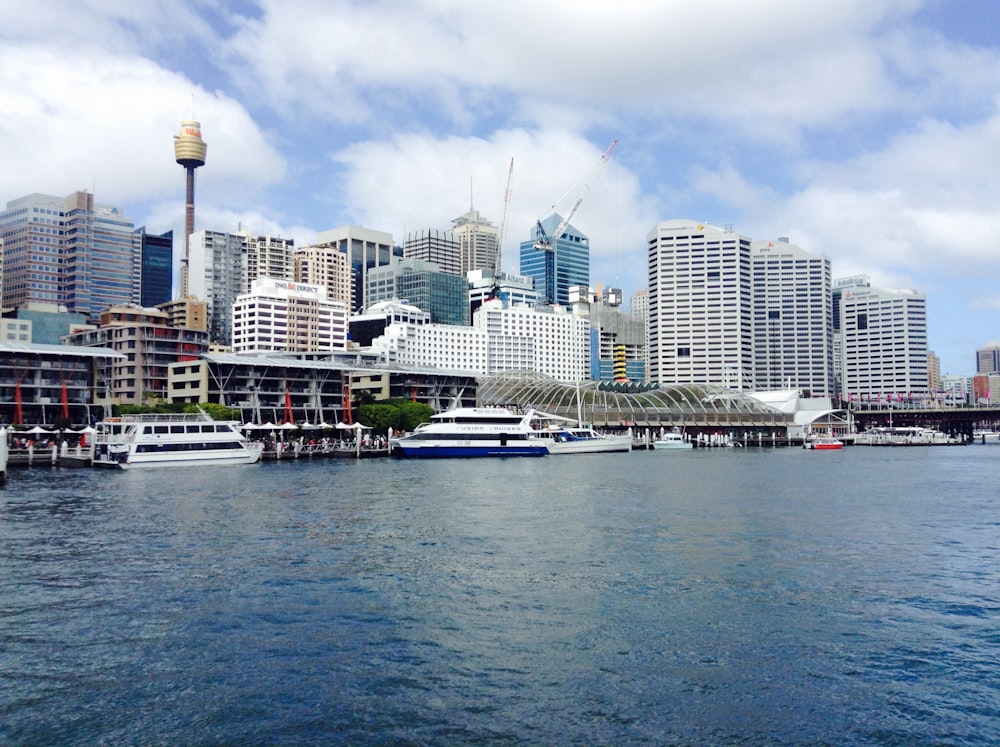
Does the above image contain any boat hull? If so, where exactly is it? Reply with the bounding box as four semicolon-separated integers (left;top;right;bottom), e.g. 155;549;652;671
95;444;264;469
395;443;549;458
547;437;632;454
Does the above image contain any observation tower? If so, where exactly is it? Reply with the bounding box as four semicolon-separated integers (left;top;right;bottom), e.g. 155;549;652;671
174;120;207;297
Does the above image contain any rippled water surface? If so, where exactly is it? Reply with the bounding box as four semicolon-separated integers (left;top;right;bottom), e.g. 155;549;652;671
2;446;999;745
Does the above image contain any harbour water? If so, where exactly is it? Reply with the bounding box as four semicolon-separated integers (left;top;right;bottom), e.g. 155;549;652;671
2;447;998;745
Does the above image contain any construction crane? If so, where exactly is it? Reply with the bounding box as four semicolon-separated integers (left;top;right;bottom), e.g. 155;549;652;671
533;139;618;252
494;157;514;274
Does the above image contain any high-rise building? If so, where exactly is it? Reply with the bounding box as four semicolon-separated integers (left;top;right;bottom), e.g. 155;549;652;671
586;291;646;382
647;220;753;388
467;269;538;316
0;191;136;320
365;259;470;326
232;277;348;353
927;350;942;393
452;208;499;275
243;232;294;284
751;238;833;395
135;227;173;307
187;229;248;346
403;229;461;275
294;242;352;307
313;225;403;313
975;342;1000;374
839;283;928;401
831;275;869;397
519;213;589;306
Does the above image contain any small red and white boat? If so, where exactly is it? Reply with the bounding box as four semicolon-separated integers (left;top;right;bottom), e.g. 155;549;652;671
805;436;843;450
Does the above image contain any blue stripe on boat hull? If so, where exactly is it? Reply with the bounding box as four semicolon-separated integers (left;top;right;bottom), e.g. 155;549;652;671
396;444;548;458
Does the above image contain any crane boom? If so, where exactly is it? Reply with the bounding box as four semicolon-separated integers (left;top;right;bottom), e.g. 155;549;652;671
495;157;514;273
534;139;618;251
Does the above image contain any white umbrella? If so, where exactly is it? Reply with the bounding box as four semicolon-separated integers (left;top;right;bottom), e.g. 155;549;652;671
26;426;53;434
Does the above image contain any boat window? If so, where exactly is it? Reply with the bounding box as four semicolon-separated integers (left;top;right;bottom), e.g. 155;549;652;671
154;425;169;434
171;425;186;433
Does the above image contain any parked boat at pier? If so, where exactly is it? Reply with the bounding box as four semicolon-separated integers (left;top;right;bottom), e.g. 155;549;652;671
392;407;552;458
651;432;693;450
854;426;960;446
93;411;264;469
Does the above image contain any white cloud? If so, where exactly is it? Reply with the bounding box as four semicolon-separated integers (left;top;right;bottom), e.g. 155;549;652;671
0;42;286;218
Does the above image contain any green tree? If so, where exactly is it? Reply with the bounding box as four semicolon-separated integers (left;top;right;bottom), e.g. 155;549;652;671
356;403;402;432
393;400;433;431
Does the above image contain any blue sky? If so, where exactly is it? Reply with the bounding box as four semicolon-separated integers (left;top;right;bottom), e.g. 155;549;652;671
2;0;999;374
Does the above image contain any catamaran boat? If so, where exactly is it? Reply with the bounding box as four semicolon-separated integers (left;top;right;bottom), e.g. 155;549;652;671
93;411;264;469
392;407;553;458
651;431;693;450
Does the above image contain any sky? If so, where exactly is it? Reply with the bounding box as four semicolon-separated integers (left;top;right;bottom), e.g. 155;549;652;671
2;0;999;375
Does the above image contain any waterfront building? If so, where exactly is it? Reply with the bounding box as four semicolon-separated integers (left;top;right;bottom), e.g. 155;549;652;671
976;341;1000;374
519;213;589;306
0;341;121;426
403;229;461;276
751;238;833;396
294;242;352;307
364;299;590;381
167;351;476;422
65;306;209;407
313;225;403;313
629;289;649;383
452;208;500;275
135;227;173;307
231;277;348;354
0;191;136;320
365;259;470;326
187;229;248;346
647;220;753;388
838;282;929;403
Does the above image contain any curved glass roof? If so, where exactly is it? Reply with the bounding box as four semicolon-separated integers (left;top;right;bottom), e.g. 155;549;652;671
477;371;790;427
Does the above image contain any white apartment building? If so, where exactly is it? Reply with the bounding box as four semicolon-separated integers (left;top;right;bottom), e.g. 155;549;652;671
232;277;348;354
839;283;929;401
647;220;753;388
365;300;590;381
403;229;461;276
751;238;833;395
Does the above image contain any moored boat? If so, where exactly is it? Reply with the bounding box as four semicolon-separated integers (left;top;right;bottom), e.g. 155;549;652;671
651;432;693;450
93;411;264;469
392;407;552;458
542;425;632;454
805;436;843;450
854;426;960;446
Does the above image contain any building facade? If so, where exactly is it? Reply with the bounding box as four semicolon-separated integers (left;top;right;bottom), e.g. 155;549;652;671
187;230;248;346
976;342;1000;374
0;191;137;320
647;220;753;388
135;227;173;307
452;208;499;275
403;229;461;276
232;277;348;354
313;225;402;313
838;283;929;402
751;238;833;395
64;306;209;407
364;299;590;381
244;232;295;285
519;213;589;306
365;259;470;326
294;242;353;307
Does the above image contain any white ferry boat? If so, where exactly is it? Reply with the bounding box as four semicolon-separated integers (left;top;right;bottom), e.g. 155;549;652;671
854;426;961;446
392;407;553;458
93;411;264;469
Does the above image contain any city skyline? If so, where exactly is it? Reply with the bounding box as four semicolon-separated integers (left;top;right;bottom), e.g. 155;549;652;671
2;2;999;374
